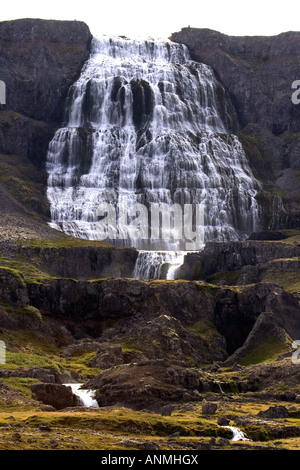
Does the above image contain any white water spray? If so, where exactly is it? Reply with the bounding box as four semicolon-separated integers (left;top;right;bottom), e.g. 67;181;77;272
222;426;250;442
65;383;98;408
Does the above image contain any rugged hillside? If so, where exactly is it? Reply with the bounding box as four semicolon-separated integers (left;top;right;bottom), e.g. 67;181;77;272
171;28;300;230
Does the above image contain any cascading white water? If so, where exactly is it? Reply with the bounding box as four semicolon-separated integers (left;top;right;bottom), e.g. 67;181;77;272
65;383;98;408
133;250;185;280
222;426;250;442
46;35;261;278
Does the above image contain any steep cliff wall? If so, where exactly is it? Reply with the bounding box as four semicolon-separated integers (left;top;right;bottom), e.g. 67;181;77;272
0;18;92;122
0;19;92;241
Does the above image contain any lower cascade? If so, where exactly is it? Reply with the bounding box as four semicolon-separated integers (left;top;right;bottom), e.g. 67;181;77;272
65;383;98;408
46;35;261;279
133;250;185;280
222;426;250;442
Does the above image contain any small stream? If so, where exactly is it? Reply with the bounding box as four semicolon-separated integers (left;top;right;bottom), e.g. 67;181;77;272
222;426;250;441
65;383;99;408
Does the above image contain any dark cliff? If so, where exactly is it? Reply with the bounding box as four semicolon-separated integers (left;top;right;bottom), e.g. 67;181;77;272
0;19;92;241
0;18;92;122
172;28;300;230
171;28;300;134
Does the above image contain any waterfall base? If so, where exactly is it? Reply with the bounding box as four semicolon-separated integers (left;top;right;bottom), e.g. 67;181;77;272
65;383;98;408
133;250;186;280
222;426;250;441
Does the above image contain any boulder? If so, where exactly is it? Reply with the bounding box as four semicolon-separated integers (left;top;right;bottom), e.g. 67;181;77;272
201;402;218;415
85;360;203;411
257;405;289;419
31;383;81;410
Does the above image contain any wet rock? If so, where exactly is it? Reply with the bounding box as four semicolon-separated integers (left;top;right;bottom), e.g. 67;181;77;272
31;383;81;410
171;28;300;137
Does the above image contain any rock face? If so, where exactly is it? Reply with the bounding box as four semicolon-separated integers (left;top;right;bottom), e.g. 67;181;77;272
171;28;300;229
86;360;204;411
31;383;81;410
0;19;93;243
18;244;138;279
1;266;299;363
0;18;92;123
180;240;300;279
171;28;300;134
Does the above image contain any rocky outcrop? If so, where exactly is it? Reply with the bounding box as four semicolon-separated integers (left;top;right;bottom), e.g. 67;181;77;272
257;405;289;419
179;240;300;279
0;19;93;242
1;265;299;364
30;383;81;410
0;19;92;171
171;28;300;134
0;367;58;383
85;360;203;411
18;244;138;279
0;19;92;123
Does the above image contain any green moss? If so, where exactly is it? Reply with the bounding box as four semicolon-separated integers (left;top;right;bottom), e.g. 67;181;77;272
0;265;26;288
208;269;240;286
0;153;49;217
22;305;42;322
0;254;56;285
3;351;61;373
239;334;288;366
246;426;271;442
121;340;143;354
21;238;115;250
261;267;300;293
2;377;40;398
189;319;221;338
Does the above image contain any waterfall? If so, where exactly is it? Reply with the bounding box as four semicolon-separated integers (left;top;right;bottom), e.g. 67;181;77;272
133;250;185;280
222;426;250;442
65;383;98;408
46;35;261;278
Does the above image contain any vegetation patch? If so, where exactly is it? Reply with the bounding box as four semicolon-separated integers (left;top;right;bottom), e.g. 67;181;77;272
239;334;288;366
0;254;55;285
207;269;240;285
261;269;300;293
